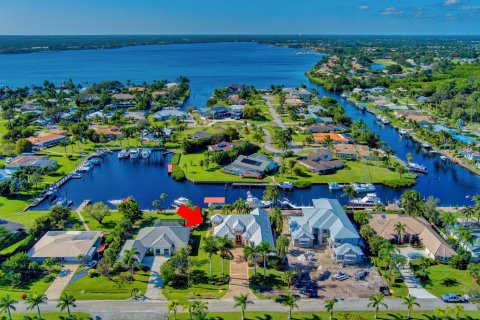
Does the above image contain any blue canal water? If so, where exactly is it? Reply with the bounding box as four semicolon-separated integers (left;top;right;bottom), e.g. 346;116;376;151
0;42;478;207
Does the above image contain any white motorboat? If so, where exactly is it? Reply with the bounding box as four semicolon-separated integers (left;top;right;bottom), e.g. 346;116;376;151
141;148;152;159
77;164;92;172
173;197;190;208
129;148;140;159
399;128;410;137
328;182;343;191
380;117;390;125
440;155;448;162
108;198;128;206
352;183;376;193
407;162;428;174
118;149;127;159
350;193;382;206
246;191;271;208
278;182;294;190
422;143;432;151
71;172;82;179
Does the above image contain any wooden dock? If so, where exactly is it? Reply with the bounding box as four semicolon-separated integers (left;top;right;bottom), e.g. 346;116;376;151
232;182;273;188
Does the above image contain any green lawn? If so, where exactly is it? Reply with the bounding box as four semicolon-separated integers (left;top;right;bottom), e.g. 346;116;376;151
248;268;288;299
62;269;150;300
169;311;480;320
7;312;90;320
422;264;480;297
163;228;230;302
0;273;57;300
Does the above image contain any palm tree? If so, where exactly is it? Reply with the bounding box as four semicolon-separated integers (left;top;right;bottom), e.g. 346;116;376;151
59;139;70;157
270;206;283;234
441;212;457;231
281;294;299;320
152;199;161;213
406;152;413;163
26;293;47;320
275;235;290;259
384;146;394;166
394;222;407;244
258;241;273;280
216;236;234;275
0;295;17;320
121;248;139;280
461;206;475;224
168;300;179;320
402;294;420;320
263;185;280;208
342;185;357;201
324;299;336;320
56;293;76;320
243;242;259;277
379;242;397;283
233;294;253;320
202;236;218;280
192;300;208;318
160;193;168;209
453;304;464;318
281;269;297;289
183;302;194;320
367;292;388;320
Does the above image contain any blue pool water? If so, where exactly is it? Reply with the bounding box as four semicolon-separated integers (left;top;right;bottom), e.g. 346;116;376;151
0;42;479;207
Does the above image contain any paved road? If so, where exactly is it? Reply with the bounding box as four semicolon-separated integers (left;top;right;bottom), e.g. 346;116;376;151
12;297;479;320
44;264;80;300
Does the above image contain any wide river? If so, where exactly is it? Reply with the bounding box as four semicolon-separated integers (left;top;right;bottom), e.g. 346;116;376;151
0;42;478;208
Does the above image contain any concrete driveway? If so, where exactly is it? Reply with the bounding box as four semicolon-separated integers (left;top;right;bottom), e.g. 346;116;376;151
44;264;80;300
144;256;168;300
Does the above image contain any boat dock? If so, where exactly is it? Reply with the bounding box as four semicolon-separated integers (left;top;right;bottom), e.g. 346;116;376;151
232;182;273;188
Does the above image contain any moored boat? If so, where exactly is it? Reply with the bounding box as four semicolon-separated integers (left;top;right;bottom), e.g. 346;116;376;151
141;148;152;159
172;197;190;208
246;191;271;208
108;198;128;206
71;172;82;179
129;148;140;159
118;149;127;159
407;162;428;174
350;193;382;206
352;183;376;193
77;164;92;172
328;182;343;191
278;182;294;190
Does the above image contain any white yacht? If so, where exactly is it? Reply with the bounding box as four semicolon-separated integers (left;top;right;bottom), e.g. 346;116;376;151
118;149;127;159
141;148;152;159
328;182;343;191
350;193;382;206
352;183;376;193
407;162;428;174
129;148;140;159
71;172;82;179
77;164;92;172
278;182;294;190
246;191;271;208
380;117;390;125
172;197;190;208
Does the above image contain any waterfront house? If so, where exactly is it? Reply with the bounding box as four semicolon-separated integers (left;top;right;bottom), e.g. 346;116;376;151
153;109;189;121
334;144;379;160
93;126;122;140
307;123;346;133
282;87;311;101
370;214;456;261
285;98;305;107
118;226;191;262
307;105;326;114
226;84;245;94
298;150;344;174
406;114;435;126
28;231;102;263
313;132;351;144
228;94;247;105
112;93;135;107
27;130;68;148
210;208;275;248
5;154;57;171
288;198;365;265
210;106;231;119
125;111;147;122
231;105;245;119
223;153;278;178
459;149;480;161
207;141;243;152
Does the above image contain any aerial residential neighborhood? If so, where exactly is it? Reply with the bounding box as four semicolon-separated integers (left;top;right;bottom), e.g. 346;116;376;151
1;2;480;320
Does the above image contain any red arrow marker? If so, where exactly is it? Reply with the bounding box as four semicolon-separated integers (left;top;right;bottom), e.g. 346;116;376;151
176;204;203;227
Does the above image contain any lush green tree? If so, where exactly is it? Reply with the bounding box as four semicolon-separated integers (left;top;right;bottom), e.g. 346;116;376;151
270;206;283;234
233;294;253;320
56;293;76;320
0;295;17;320
202;237;218;280
83;202;111;225
243;242;259;277
402;294;420;320
117;197;142;222
263;186;280;207
121;248;139;280
15;138;33;154
394;222;407;244
280;294;299;320
168;300;179;320
26;293;47;320
258;241;273;280
401;190;424;216
216;236;234;275
275;235;290;259
324;299;336;320
367;292;388;320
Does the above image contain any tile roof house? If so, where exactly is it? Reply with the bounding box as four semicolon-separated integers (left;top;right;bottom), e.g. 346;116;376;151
119;226;191;261
27;130;68;148
223;153;278;178
313;132;351;144
307;123;346;133
334;144;379;160
189;130;213;140
153;109;189;121
298;149;344;174
210;208;275;248
369;214;456;261
93;126;122;140
288;199;365;265
28;231;102;262
5;154;57;171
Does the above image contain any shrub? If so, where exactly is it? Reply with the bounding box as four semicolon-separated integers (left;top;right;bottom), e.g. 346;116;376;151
171;166;186;181
383;178;416;188
293;180;311;189
88;269;99;278
449;254;470;270
170;153;181;165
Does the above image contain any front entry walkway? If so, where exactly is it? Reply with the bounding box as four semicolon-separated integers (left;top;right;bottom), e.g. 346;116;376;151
44;264;80;300
223;248;254;300
398;266;438;299
144;256;168;300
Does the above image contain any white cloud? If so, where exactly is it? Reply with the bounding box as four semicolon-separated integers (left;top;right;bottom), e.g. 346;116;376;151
357;5;369;10
444;0;460;6
381;7;404;16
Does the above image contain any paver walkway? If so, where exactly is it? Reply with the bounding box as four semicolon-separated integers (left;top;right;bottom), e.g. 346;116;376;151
144;256;168;300
44;264;80;300
75;200;90;231
398;266;438;299
223;248;253;299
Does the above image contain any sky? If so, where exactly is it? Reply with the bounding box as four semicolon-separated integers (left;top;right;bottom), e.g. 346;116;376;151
0;0;479;35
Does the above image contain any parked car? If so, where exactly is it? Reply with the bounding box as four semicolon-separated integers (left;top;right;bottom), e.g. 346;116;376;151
441;293;468;303
85;260;97;270
379;286;391;296
354;270;368;281
332;271;349;281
